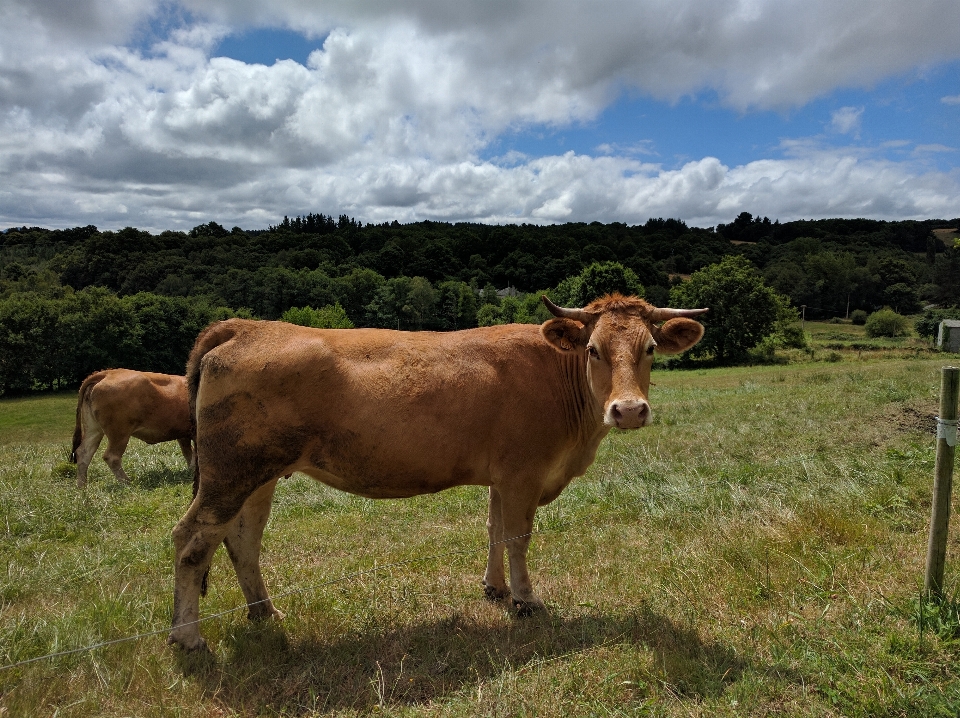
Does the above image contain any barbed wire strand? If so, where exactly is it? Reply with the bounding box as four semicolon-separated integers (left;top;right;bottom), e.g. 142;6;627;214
0;529;544;673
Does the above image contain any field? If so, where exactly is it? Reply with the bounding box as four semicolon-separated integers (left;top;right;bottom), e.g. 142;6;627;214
3;348;960;716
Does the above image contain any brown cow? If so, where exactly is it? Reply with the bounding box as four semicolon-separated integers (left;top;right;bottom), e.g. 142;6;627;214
71;369;194;487
168;294;706;650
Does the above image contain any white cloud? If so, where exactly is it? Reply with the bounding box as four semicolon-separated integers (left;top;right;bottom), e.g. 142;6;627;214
1;0;960;230
3;147;958;232
914;144;955;153
941;94;960;105
830;106;863;135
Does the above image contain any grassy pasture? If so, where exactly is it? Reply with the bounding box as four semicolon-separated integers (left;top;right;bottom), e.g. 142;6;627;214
2;357;960;716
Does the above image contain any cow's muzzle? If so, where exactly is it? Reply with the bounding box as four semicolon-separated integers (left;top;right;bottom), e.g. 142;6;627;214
607;399;651;429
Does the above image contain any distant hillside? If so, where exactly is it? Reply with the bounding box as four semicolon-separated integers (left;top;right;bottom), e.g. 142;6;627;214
2;213;959;322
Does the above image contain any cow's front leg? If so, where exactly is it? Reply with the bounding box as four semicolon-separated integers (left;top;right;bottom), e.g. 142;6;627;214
222;478;284;622
483;486;509;601
169;498;234;651
497;483;544;616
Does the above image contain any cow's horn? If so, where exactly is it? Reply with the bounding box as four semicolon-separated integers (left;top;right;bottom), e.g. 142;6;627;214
541;295;597;324
650;307;709;321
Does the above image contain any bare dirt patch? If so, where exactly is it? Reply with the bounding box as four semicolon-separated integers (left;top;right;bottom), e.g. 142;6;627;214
894;401;938;435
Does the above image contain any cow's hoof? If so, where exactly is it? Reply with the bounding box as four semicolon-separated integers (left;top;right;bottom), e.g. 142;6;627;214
513;598;545;617
248;606;285;622
483;584;509;602
168;633;208;652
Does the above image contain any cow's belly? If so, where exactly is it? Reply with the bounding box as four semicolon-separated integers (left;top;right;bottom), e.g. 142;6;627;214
132;427;184;444
292;438;489;499
296;464;485;499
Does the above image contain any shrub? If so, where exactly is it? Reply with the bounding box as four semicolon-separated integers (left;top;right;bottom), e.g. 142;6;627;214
280;303;354;329
778;324;808;349
915;307;960;339
864;309;910;338
850;309;868;325
747;335;778;363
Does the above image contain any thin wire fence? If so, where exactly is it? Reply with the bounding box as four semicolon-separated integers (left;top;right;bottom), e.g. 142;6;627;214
0;529;544;673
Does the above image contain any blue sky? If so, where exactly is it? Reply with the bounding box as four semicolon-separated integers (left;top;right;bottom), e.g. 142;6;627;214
214;28;326;68
493;71;960;173
2;0;959;230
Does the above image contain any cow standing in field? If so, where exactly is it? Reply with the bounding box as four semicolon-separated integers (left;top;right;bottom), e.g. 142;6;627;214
168;294;706;650
71;369;194;487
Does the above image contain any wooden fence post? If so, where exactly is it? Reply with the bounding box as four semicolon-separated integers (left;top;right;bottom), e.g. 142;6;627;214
925;366;960;599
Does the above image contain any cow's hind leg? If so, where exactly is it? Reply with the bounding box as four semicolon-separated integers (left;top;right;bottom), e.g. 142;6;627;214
102;434;132;484
170;488;251;650
222;478;283;622
177;438;194;471
75;429;103;488
483;486;510;601
496;481;544;616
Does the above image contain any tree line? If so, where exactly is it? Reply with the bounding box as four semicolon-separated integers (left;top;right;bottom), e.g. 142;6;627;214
1;213;957;395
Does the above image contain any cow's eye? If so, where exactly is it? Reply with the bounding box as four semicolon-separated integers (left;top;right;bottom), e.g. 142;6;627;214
587;345;600;360
646;345;656;356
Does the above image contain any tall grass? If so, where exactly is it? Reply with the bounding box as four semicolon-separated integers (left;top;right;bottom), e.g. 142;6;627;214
2;358;959;716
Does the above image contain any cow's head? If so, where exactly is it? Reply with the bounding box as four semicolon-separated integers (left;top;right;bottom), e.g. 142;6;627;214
540;294;706;429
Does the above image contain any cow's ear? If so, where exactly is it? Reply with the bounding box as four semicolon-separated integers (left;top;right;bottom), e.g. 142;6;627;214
541;318;589;352
652;318;704;354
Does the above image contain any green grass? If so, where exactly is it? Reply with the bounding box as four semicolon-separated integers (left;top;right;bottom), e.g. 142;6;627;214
3;358;960;716
780;319;942;364
0;391;78;445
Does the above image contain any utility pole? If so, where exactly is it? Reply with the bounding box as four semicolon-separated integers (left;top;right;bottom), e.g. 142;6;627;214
801;305;806;334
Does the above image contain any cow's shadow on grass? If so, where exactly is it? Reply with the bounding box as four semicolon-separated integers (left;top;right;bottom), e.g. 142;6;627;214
175;601;784;714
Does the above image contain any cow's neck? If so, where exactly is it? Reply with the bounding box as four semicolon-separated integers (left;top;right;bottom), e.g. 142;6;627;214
559;351;609;447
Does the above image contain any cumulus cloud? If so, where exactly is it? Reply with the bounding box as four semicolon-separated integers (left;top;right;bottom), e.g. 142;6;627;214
1;0;959;230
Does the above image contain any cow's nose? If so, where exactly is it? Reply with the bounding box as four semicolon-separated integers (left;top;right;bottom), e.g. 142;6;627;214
610;399;650;428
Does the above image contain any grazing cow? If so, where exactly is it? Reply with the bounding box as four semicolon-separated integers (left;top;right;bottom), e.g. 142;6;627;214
71;369;194;487
168;294;706;650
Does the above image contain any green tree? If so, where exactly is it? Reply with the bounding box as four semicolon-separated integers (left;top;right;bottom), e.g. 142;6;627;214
334;268;387;326
57;287;142;385
122;293;226;374
0;294;60;394
670;255;789;363
555;262;644;307
403;276;437;329
883;283;921;314
480;283;499;306
436;280;479;329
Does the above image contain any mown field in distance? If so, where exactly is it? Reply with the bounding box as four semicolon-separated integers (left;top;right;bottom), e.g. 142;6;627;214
2;346;960;716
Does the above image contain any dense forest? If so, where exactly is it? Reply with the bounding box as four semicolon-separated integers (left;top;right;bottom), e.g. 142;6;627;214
1;212;958;394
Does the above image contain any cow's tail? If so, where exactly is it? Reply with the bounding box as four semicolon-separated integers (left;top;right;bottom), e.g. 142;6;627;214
71;371;107;463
